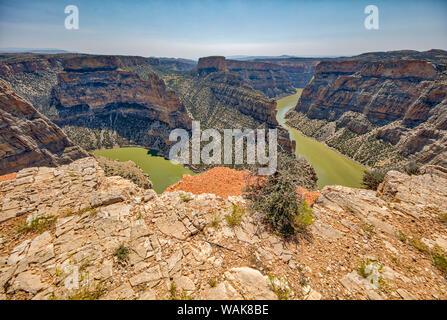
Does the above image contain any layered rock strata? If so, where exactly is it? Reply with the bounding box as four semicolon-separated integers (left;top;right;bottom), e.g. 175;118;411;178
0;79;87;175
288;50;447;168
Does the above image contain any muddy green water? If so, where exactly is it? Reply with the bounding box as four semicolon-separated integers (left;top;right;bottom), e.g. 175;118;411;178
276;89;366;189
93;147;195;194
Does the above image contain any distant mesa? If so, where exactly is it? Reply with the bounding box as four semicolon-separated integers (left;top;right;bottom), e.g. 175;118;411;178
197;56;228;75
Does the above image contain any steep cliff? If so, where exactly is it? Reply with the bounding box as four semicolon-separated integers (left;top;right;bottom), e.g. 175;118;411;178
255;57;322;88
197;56;296;98
0;54;194;155
0;79;88;175
166;68;295;154
49;55;192;155
287;50;447;168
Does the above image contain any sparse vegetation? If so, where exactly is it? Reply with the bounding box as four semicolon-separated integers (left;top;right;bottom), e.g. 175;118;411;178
440;212;447;223
169;281;177;299
225;204;245;228
357;260;371;278
209;213;221;229
396;231;447;278
396;230;408;243
361;222;375;234
179;192;193;202
404;159;421;175
208;279;217;288
357;259;382;279
362;168;387;190
113;244;129;263
245;153;315;236
62;206;97;217
168;281;194;300
18;215;57;234
68;282;105;300
95;154;153;189
268;275;291;300
432;252;447;276
409;237;430;253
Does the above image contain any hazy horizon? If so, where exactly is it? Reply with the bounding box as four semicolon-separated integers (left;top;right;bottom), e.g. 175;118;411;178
0;0;446;60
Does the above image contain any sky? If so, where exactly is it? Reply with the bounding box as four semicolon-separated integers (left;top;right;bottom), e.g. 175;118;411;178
0;0;446;59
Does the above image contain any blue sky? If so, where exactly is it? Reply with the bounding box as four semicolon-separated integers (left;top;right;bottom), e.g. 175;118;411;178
0;0;446;59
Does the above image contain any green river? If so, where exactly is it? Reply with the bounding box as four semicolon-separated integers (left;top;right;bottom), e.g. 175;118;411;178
276;89;366;189
93;147;195;194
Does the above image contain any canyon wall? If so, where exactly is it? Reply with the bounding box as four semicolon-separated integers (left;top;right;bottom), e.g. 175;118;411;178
0;79;88;175
0;54;193;155
287;50;447;168
197;56;296;98
256;58;322;88
51;55;192;155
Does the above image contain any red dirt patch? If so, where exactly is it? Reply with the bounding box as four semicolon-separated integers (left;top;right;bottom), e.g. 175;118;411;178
166;167;320;205
0;172;16;182
166;167;251;199
297;186;320;206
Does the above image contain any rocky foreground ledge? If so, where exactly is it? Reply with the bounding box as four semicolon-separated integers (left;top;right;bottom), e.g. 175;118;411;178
0;157;446;300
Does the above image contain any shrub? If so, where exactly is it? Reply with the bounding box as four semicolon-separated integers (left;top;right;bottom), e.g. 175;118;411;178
404;159;421;175
292;201;314;233
169;281;193;300
209;213;221;229
268;275;291;300
113;244;129;262
246;153;315;236
18;215;57;234
362;169;387;190
68;282;105;300
432;252;447;276
179;192;193;202
225;204;244;228
208;279;217;288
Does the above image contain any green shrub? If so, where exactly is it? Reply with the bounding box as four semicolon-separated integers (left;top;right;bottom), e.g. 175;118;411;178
404;159;421;175
292;201;315;233
225;204;245;228
68;282;105;300
208;279;217;288
246;153;315;236
18;215;57;234
209;213;221;229
113;244;129;262
268;275;291;300
179;192;193;202
362;169;387;190
432;252;447;276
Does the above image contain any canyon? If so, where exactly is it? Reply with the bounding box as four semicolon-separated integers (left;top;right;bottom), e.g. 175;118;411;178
0;49;446;301
286;50;447;168
0;156;446;300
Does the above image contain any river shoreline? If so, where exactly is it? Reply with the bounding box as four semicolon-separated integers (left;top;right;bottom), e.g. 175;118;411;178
283;115;371;171
275;89;366;189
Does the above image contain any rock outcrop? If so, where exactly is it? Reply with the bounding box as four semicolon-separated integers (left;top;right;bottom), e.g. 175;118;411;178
0;157;446;300
0;54;194;154
0;79;87;175
197;56;228;75
287;50;447;168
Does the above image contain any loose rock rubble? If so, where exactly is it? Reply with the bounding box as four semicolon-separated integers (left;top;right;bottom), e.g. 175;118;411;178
0;157;446;300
